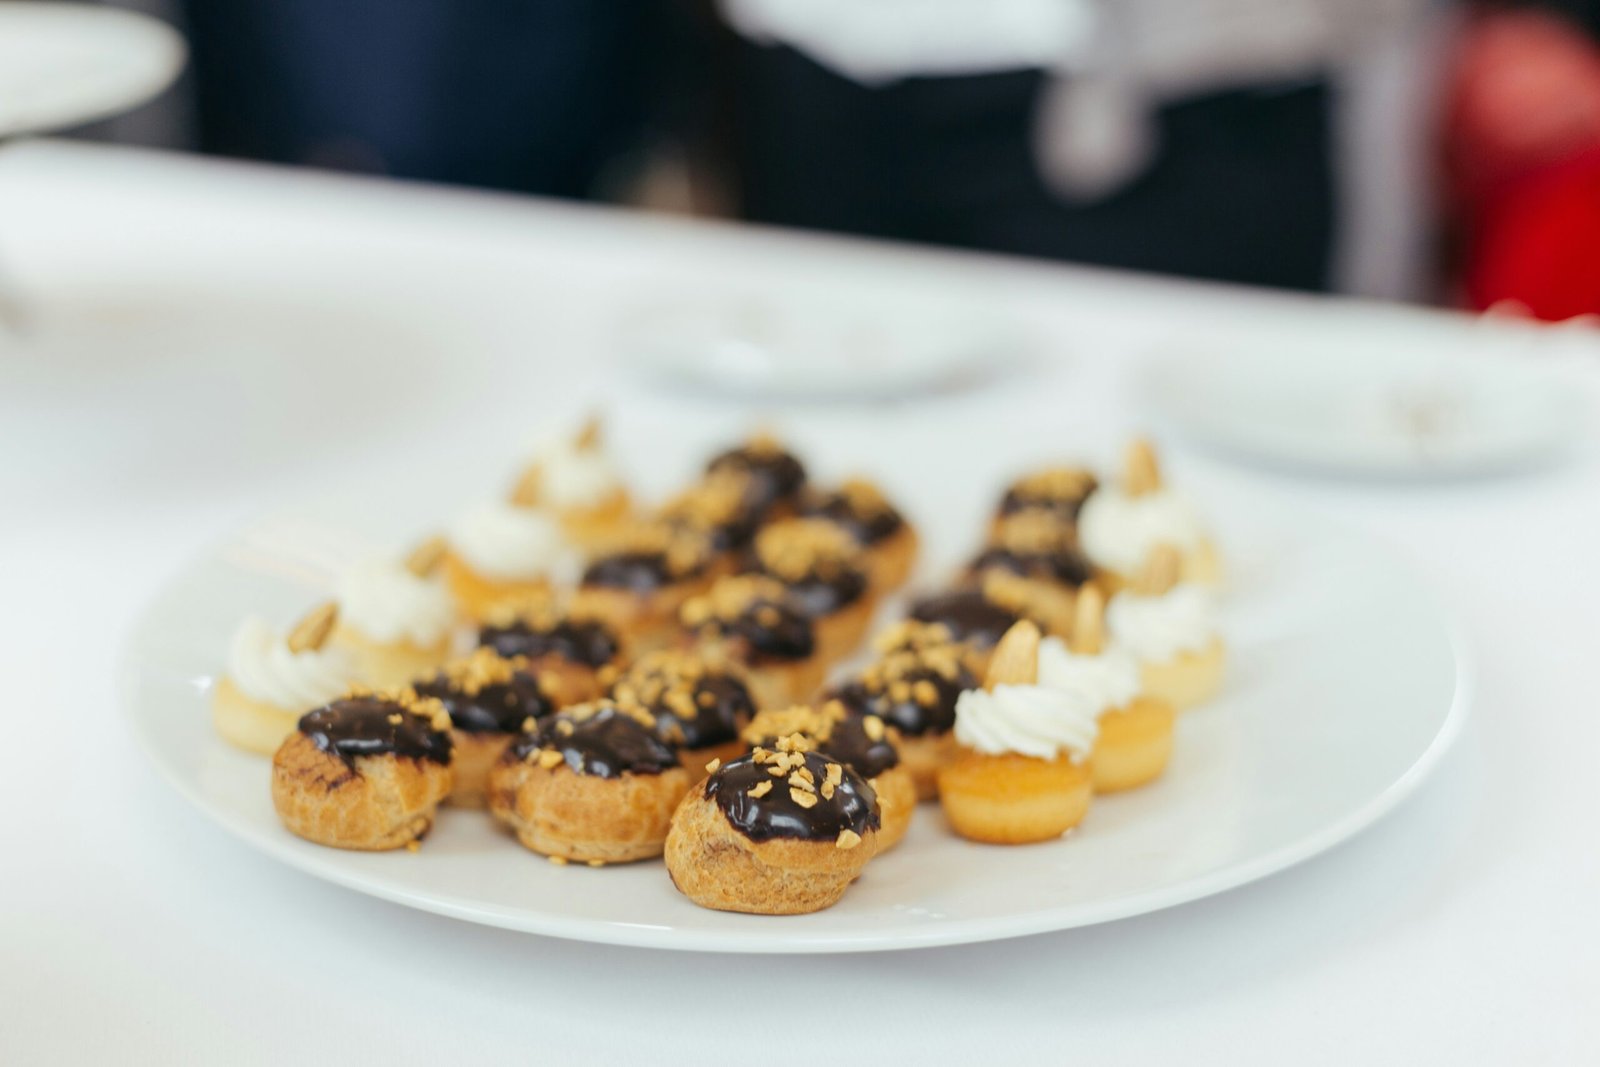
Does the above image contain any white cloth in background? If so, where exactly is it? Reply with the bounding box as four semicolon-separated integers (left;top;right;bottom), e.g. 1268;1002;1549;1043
722;0;1441;298
721;0;1099;84
722;0;1429;198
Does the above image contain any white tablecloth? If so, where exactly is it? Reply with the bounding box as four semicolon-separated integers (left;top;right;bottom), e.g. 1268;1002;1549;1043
2;141;1595;1065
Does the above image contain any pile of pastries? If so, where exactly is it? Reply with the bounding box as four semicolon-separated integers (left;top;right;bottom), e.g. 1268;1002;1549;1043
216;422;1226;915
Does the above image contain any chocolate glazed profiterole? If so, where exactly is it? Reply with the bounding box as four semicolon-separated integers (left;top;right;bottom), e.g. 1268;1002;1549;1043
828;622;978;801
488;701;691;865
800;478;920;593
968;510;1093;588
743;702;917;852
477;602;623;702
414;648;567;808
704;433;808;518
909;571;1074;674
747;518;875;662
680;575;827;707
270;690;454;851
604;649;756;777
994;466;1099;527
665;734;881;914
574;522;720;649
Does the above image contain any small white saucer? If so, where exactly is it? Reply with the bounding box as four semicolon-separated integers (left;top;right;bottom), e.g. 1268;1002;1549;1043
1136;314;1589;478
616;281;1020;400
0;3;185;138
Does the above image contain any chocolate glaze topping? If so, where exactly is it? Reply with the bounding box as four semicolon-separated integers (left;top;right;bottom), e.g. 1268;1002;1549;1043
746;710;901;780
508;702;680;779
662;473;764;553
581;551;682;593
997;470;1099;522
479;616;620;668
705;748;880;844
968;543;1091;587
801;484;905;546
909;589;1021;650
413;658;558;735
705;440;806;514
717;603;816;661
778;568;869;618
829;653;973;738
581;525;712;593
750;519;869;617
656;674;753;750
608;652;756;750
682;577;817;662
972;512;1092;587
298;695;452;767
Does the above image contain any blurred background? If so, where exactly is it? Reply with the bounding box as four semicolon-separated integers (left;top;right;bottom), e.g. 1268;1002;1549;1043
53;0;1600;320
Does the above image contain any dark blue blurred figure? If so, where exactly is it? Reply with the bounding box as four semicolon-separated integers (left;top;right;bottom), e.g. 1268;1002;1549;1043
181;0;654;197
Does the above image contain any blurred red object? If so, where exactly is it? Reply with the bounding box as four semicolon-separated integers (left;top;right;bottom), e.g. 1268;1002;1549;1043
1463;146;1600;321
1445;10;1600;320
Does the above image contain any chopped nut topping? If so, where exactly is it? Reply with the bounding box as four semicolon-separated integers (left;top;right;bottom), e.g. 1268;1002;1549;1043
982;571;1075;636
872;620;956;655
825;763;843;787
403;535;449;578
836;829;862;850
521;717;537;733
704;758;721;774
748;780;773;798
386;713;403;725
741;708;840;748
862;715;886;742
588;521;711;580
680;575;795;630
754;519;865;583
836;478;891;516
547;855;568;866
537;749;565;769
991;511;1078;556
821;781;836;800
662;469;752;531
790;787;819;808
1008;466;1095;503
435;647;531;696
555;699;656;731
285;601;339;654
788;771;816;792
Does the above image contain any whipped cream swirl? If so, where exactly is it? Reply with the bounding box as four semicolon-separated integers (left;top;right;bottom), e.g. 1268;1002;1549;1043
448;501;574;582
1106;585;1217;662
1036;636;1140;717
954;683;1098;762
335;558;455;646
226;616;355;710
534;434;624;510
1078;487;1206;575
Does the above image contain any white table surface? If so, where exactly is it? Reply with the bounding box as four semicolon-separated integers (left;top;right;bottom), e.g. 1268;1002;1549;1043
2;140;1595;1065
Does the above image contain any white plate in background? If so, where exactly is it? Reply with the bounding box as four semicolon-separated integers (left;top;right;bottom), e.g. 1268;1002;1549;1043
616;281;1020;400
0;3;184;137
1136;317;1587;478
121;476;1468;953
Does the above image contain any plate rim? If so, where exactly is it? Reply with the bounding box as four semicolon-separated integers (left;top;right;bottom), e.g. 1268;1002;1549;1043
118;511;1474;955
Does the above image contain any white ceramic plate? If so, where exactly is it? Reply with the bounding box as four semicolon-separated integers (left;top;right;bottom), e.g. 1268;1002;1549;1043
1136;318;1585;478
615;280;1019;400
121;484;1468;954
0;4;184;138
